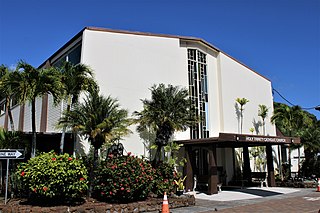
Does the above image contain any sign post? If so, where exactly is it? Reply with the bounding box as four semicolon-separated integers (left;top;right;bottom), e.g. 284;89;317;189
0;149;25;204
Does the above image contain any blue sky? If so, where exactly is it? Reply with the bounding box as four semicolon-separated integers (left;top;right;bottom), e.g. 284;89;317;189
0;0;319;118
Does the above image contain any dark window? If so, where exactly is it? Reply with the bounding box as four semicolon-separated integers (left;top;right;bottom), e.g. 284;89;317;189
68;45;82;65
52;44;82;67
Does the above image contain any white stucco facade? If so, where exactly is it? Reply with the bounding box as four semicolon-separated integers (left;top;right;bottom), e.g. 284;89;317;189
0;27;280;160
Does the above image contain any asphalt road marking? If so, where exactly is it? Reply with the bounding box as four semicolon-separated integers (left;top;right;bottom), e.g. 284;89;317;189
303;196;320;201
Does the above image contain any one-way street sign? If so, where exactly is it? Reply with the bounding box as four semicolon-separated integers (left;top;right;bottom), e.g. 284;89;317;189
0;149;25;159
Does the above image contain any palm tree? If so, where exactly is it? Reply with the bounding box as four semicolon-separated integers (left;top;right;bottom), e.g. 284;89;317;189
133;84;197;164
0;65;15;131
0;128;29;149
236;98;249;134
58;88;131;197
271;103;311;177
12;61;63;157
58;88;131;167
258;104;269;135
59;62;97;154
300;120;320;177
250;146;266;172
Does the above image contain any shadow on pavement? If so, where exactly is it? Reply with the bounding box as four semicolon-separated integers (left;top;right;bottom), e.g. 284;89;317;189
234;188;282;197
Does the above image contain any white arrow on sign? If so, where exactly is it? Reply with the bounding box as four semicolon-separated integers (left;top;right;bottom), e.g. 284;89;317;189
15;150;22;158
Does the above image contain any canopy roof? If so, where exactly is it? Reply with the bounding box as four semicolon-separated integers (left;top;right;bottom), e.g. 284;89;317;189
177;132;300;148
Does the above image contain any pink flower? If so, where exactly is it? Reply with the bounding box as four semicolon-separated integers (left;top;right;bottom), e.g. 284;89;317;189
121;187;124;191
80;177;85;181
109;191;113;195
43;187;48;192
52;158;56;161
68;157;72;161
101;191;105;195
33;188;37;193
21;171;25;177
127;152;131;156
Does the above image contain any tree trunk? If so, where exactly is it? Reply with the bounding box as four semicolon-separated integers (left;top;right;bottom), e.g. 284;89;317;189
31;99;37;158
298;147;301;177
59;97;72;154
288;147;291;178
73;130;77;157
278;145;283;181
240;113;243;134
153;145;162;165
6;97;15;131
88;146;99;198
8;110;14;131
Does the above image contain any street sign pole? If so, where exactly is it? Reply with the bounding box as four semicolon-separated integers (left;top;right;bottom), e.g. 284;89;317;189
5;159;9;205
0;149;25;204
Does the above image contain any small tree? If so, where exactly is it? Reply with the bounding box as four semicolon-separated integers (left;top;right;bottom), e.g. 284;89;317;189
249;146;266;172
0;65;15;131
59;62;97;154
258;104;269;135
10;61;63;157
134;84;197;164
271;103;312;177
58;88;131;195
236;98;249;134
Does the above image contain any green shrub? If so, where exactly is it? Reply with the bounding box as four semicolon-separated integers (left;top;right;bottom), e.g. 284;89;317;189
93;152;155;203
16;151;88;202
152;162;175;196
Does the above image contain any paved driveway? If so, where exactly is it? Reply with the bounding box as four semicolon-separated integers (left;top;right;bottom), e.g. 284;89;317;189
171;188;320;213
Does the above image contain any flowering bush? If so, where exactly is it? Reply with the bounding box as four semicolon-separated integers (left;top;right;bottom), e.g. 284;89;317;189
93;152;155;203
16;151;88;202
152;162;176;196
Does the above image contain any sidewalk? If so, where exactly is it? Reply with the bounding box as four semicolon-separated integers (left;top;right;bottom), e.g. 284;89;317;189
195;187;300;201
170;187;320;213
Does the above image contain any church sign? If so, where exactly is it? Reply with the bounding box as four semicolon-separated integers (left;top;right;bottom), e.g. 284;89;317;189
244;136;287;143
218;133;299;144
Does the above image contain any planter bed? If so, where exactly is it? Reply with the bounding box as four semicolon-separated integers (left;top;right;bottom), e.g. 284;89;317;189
0;195;195;213
275;181;317;188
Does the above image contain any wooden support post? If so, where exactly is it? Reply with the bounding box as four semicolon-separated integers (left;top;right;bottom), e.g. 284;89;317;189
208;145;218;194
266;145;276;187
243;145;251;185
184;146;193;192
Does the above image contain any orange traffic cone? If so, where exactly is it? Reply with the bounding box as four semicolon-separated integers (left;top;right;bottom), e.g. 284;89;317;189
162;192;169;213
317;178;320;192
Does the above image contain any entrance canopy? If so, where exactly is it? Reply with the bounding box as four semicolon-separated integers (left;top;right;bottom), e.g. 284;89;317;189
177;132;300;148
177;132;300;195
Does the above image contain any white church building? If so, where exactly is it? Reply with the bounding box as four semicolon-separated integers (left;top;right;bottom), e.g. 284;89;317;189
0;27;299;194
